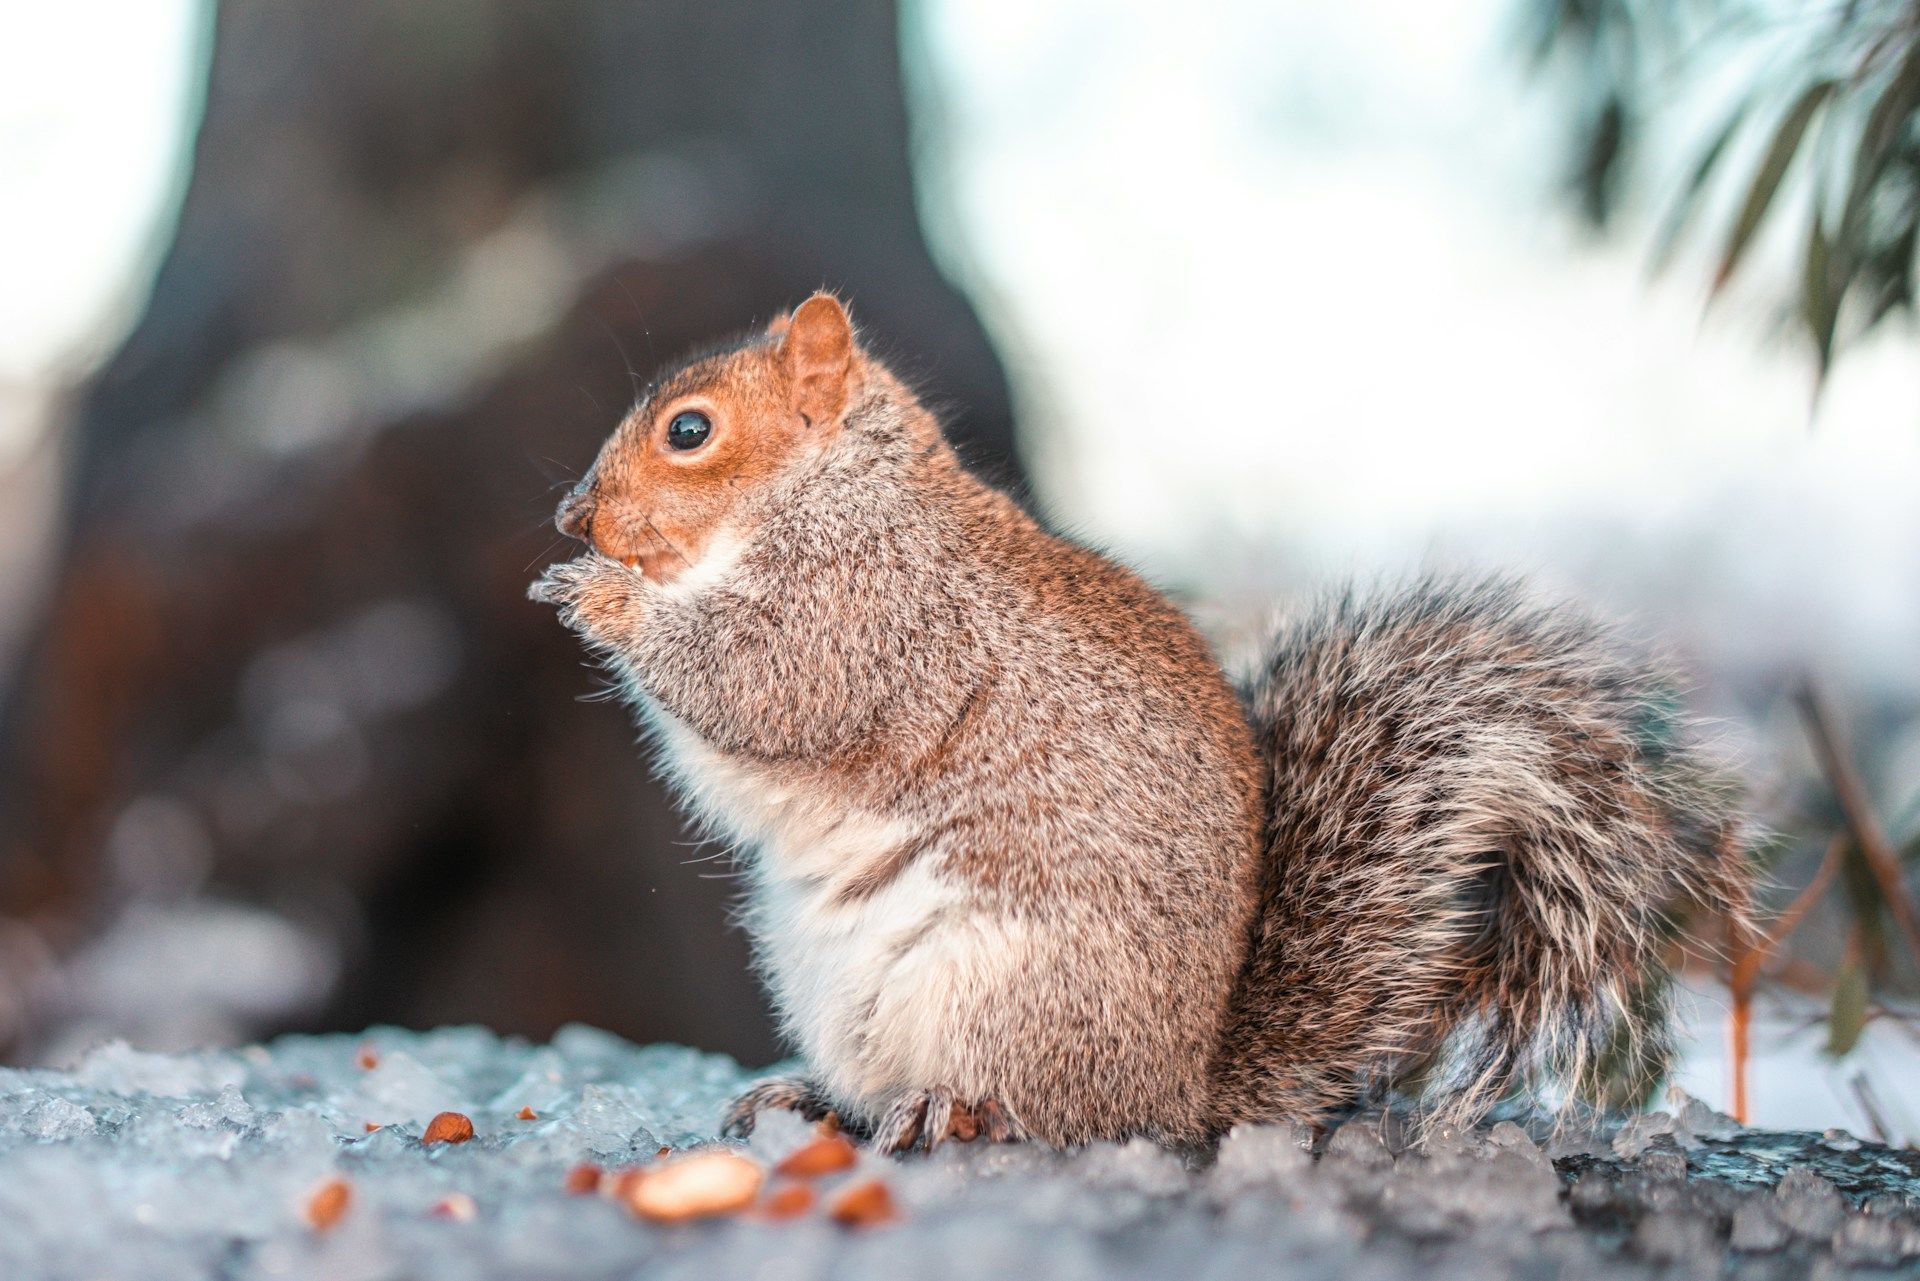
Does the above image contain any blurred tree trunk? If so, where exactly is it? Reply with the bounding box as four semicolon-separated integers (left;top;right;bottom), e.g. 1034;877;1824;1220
0;0;1019;1062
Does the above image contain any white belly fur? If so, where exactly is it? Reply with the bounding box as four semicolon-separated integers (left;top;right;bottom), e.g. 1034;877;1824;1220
638;698;1025;1110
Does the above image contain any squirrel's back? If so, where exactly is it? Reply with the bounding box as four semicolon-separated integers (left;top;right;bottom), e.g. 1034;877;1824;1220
1211;576;1750;1129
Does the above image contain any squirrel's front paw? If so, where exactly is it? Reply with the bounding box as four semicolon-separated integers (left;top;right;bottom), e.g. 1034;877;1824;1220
528;552;625;605
529;553;646;639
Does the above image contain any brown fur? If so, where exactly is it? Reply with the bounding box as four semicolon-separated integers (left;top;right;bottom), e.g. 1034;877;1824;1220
532;295;1751;1149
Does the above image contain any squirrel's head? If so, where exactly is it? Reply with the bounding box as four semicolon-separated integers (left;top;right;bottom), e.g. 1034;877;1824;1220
554;292;870;583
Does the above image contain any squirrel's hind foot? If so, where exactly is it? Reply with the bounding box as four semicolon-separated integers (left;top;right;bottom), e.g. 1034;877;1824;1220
870;1088;1029;1155
721;1075;834;1138
968;1098;1027;1144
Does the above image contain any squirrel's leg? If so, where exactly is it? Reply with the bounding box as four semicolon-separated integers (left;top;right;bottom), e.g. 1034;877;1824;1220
720;1075;835;1138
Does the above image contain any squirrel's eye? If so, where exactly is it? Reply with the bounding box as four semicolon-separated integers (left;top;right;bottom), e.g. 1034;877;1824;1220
665;410;712;451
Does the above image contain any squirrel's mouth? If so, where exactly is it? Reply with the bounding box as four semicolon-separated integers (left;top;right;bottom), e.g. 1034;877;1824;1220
591;516;694;583
611;544;675;582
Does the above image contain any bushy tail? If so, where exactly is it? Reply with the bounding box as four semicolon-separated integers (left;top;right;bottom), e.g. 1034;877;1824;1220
1209;576;1752;1130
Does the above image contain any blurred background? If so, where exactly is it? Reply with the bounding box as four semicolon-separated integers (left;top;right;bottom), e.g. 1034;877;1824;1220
2;0;1917;1141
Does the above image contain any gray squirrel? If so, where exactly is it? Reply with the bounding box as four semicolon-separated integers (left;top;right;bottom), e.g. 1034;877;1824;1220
531;293;1752;1152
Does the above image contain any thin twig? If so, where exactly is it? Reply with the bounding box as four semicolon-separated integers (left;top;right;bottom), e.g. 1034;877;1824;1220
1732;831;1847;992
1729;971;1752;1124
1794;680;1920;970
1849;1071;1894;1146
1726;830;1846;1122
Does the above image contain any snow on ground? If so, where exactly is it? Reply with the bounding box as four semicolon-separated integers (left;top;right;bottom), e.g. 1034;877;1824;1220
1;1027;1918;1280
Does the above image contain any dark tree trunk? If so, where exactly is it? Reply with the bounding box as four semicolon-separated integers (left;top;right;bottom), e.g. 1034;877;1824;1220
0;0;1019;1062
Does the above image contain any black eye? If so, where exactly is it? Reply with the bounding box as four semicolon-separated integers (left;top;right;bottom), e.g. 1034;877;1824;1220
666;410;712;451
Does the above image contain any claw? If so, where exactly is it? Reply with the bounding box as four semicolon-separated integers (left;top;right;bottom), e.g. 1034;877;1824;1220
871;1090;930;1155
974;1097;1028;1144
921;1090;955;1152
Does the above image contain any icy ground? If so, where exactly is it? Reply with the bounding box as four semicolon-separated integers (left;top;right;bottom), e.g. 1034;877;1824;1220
3;1028;1919;1280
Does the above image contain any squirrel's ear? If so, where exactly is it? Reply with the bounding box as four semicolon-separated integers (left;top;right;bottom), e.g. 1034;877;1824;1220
779;293;854;427
765;310;791;338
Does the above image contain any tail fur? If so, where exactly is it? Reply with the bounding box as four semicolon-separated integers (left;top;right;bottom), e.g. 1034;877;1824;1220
1209;576;1752;1129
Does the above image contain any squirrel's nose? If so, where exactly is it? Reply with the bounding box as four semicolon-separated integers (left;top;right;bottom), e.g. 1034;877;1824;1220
555;484;595;543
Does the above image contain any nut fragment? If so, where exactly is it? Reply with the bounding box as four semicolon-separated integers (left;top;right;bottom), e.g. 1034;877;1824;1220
775;1135;858;1178
305;1179;353;1231
564;1163;603;1195
618;1151;765;1222
829;1179;898;1228
430;1193;478;1221
604;1168;649;1203
516;1106;537;1121
363;1122;382;1133
422;1111;476;1145
760;1183;816;1220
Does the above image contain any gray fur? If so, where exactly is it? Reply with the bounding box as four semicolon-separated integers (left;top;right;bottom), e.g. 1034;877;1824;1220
1211;577;1752;1129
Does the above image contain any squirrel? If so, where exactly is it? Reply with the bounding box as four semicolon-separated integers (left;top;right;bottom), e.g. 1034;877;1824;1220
531;293;1752;1153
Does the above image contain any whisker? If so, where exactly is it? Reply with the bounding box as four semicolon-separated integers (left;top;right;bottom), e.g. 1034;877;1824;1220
526;449;580;486
524;535;570;573
592;312;643;400
638;510;694;570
